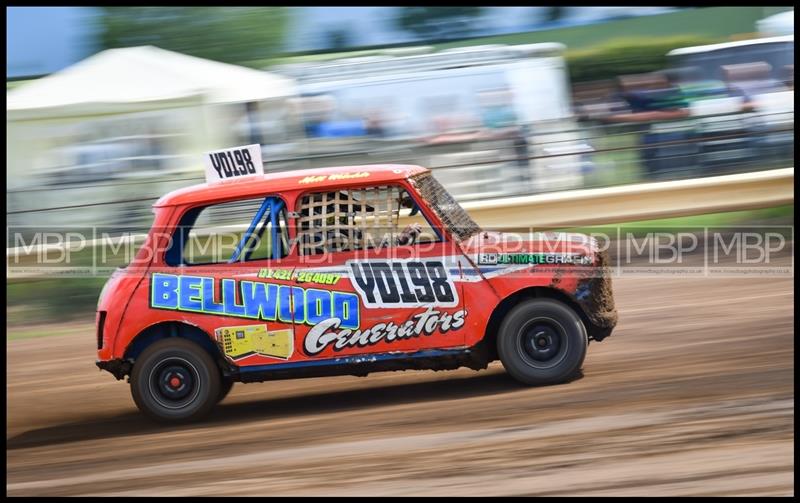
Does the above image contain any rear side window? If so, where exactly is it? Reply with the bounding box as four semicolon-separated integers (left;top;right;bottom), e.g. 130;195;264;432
165;196;289;266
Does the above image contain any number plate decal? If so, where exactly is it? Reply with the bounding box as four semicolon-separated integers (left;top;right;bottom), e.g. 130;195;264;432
203;144;264;183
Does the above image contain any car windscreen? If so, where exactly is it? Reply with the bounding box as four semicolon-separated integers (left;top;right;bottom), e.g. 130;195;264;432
409;172;481;241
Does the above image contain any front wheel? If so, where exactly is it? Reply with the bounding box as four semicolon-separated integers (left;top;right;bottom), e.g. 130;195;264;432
497;299;588;386
130;338;221;423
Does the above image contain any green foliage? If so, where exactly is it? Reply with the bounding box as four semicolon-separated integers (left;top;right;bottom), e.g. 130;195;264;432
397;7;486;39
566;35;724;83
561;205;795;237
98;7;288;66
433;7;765;53
7;277;108;325
6;79;33;90
264;7;766;70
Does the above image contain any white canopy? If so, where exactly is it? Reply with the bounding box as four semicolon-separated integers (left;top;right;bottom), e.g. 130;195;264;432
7;45;297;119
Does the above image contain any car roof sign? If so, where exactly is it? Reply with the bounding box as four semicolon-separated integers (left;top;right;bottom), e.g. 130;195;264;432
203;144;264;184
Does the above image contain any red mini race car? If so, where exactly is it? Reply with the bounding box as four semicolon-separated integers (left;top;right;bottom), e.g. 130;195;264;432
96;146;617;422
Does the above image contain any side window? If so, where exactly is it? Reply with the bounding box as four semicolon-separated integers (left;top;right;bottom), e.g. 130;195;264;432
296;185;439;256
166;196;289;266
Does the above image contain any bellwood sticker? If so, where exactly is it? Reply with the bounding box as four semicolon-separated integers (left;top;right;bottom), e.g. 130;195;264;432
151;273;360;329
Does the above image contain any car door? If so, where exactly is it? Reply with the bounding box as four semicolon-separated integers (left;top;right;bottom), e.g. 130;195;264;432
289;183;468;359
159;195;300;367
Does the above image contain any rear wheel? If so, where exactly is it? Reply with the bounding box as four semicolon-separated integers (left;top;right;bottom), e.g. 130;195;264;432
130;338;221;423
497;299;587;386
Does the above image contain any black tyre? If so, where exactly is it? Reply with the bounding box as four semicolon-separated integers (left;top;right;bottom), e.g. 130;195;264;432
218;377;234;404
497;299;588;386
130;338;221;423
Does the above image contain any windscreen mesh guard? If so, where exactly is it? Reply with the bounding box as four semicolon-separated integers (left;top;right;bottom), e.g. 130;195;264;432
297;186;403;255
410;173;481;241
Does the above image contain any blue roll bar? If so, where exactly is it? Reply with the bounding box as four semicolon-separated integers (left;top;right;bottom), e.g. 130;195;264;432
229;197;272;263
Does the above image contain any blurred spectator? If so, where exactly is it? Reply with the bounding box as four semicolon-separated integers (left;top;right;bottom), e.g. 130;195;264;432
603;72;697;180
600;72;691;123
244;102;264;146
479;88;530;175
618;72;688;112
297;94;371;138
664;66;729;104
298;94;337;138
365;109;386;138
234;102;266;146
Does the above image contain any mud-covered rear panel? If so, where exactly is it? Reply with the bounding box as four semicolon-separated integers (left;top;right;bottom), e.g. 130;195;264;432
575;250;618;337
462;237;619;343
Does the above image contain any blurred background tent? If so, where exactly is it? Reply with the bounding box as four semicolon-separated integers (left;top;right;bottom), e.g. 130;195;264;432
6;45;296;117
6;46;298;227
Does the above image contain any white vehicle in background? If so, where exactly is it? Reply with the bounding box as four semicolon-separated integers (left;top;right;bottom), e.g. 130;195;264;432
666;35;794;98
665;36;793;171
273;44;594;198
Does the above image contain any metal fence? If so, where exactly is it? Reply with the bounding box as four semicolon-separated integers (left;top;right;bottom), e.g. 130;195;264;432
6;108;794;234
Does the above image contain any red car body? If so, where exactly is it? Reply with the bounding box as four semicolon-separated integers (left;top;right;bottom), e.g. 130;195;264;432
96;164;617;421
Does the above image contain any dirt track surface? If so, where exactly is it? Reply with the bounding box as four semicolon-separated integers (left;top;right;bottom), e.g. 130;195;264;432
7;270;794;496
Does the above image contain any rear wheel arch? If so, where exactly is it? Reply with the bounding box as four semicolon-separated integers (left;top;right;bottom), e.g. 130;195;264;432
124;322;228;374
